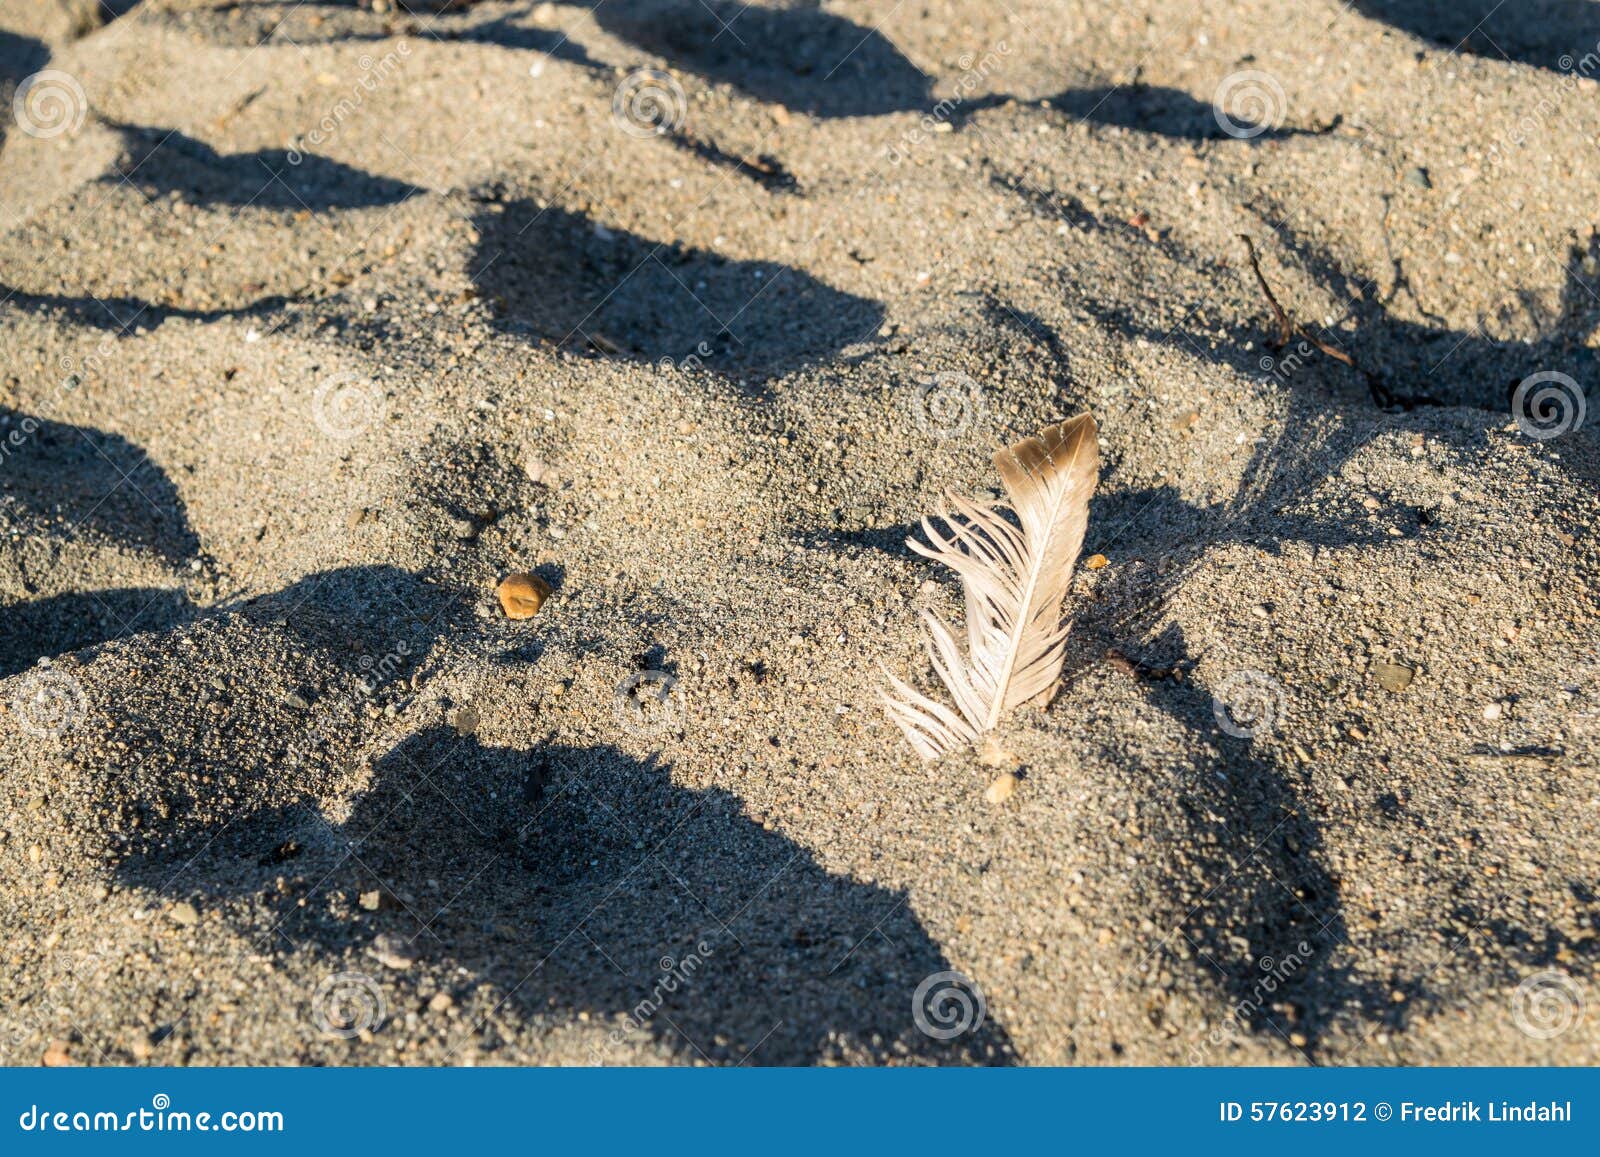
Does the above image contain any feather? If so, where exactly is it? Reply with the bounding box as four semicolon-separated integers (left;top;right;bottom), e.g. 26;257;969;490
884;413;1100;759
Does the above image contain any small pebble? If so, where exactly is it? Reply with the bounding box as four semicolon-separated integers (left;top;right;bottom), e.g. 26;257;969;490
497;572;552;620
1084;554;1108;570
1374;662;1415;693
359;890;382;911
428;991;454;1013
42;1040;72;1067
1483;702;1503;721
168;901;200;926
370;933;416;970
983;771;1019;805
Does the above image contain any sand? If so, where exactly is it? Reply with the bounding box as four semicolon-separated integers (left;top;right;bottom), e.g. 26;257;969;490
1;0;1597;1066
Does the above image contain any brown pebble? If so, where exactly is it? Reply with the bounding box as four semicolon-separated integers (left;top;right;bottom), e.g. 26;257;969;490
428;991;454;1013
42;1040;72;1067
983;771;1019;805
359;890;382;911
1084;554;1108;570
1374;662;1414;693
496;572;552;620
169;901;199;926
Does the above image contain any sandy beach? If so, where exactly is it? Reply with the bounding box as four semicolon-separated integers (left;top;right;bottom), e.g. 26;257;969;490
1;0;1597;1066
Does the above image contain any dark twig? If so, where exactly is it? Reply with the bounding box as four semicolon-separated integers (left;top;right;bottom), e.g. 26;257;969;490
1236;234;1438;410
1238;234;1293;348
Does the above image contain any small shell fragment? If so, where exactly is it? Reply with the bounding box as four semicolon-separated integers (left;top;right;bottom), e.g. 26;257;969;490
496;572;552;620
983;771;1019;805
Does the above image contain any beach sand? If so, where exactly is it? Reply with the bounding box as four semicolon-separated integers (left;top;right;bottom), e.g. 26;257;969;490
1;0;1597;1065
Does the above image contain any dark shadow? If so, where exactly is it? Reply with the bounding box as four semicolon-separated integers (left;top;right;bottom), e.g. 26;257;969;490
999;169;1599;414
112;720;1014;1065
0;405;203;565
1085;623;1404;1055
106;120;426;211
1351;0;1600;72
0;587;196;678
1048;84;1306;141
0;282;292;332
0;30;50;152
86;564;469;870
0;29;48;93
471;198;884;372
572;0;937;118
1244;218;1600;414
667;132;799;193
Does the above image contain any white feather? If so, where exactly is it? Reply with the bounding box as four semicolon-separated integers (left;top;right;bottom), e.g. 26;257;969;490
884;413;1100;758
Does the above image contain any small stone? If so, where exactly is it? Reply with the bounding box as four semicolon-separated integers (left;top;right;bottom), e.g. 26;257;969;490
169;901;200;926
370;933;416;970
42;1040;72;1067
1084;554;1108;570
451;517;477;540
450;705;480;736
428;991;454;1013
1288;1031;1309;1048
358;890;382;911
497;572;552;620
1404;166;1431;188
1362;495;1382;510
1483;702;1503;721
983;771;1019;805
1374;662;1414;693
